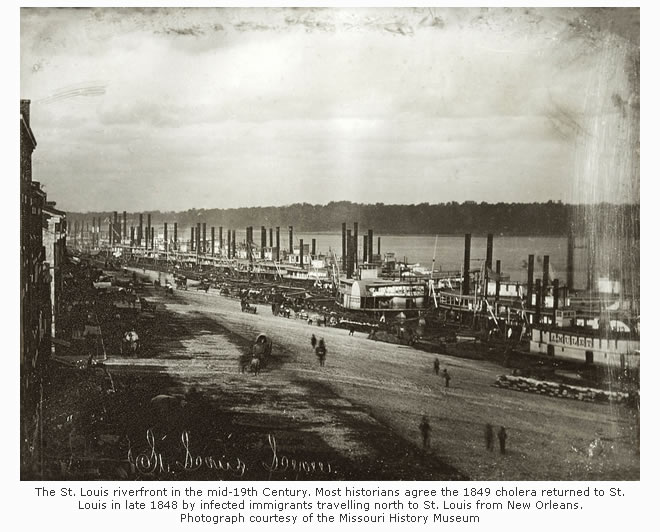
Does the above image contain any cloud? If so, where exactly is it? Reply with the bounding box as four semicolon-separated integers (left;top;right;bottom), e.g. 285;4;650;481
20;7;638;211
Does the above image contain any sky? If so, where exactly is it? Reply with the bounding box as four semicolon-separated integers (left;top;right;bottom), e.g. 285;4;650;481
20;7;639;212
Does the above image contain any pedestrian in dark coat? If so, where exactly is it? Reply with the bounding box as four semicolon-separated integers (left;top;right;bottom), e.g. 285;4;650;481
311;334;317;349
316;339;327;367
498;426;507;454
433;358;440;375
442;368;451;387
419;416;431;449
485;423;494;451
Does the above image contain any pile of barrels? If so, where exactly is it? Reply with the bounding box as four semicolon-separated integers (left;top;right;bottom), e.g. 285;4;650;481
494;374;634;404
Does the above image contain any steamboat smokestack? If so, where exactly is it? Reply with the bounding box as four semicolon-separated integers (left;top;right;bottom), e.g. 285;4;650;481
542;255;550;309
341;223;347;271
261;226;266;259
526;254;535;308
462;234;471;296
486;233;493;271
353;222;359;267
275;226;280;262
553;279;560;324
567;225;575;292
368;229;373;263
346;229;353;278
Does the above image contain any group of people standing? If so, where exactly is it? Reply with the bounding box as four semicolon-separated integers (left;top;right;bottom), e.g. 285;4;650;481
418;417;508;455
485;423;507;454
421;358;508;455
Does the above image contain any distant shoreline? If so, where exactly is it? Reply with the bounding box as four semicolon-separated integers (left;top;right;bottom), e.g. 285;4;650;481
64;201;640;240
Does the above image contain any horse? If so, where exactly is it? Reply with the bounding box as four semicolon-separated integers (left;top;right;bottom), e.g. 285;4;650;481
238;353;251;373
249;357;261;376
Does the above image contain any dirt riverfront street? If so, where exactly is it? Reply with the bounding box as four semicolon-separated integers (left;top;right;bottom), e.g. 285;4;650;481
99;268;639;481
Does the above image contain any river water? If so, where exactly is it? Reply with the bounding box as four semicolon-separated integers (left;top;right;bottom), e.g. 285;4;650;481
179;228;637;290
297;232;575;285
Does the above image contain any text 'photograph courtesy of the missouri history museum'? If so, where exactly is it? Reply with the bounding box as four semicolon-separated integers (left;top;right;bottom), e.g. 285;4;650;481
20;7;639;481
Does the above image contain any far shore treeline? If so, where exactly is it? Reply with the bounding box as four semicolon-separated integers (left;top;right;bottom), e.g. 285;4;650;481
68;201;640;237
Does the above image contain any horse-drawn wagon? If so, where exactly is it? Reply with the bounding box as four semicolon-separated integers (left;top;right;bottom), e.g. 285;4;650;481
240;300;257;314
174;274;188;290
195;280;211;292
240;333;272;375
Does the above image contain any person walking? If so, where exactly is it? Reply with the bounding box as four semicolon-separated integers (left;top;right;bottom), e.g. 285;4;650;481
419;415;431;449
498;426;507;455
433;358;440;376
316;338;327;367
442;368;451;387
311;334;317;350
485;423;494;451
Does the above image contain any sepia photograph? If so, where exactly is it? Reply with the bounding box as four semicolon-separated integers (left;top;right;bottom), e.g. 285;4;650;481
20;6;640;482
